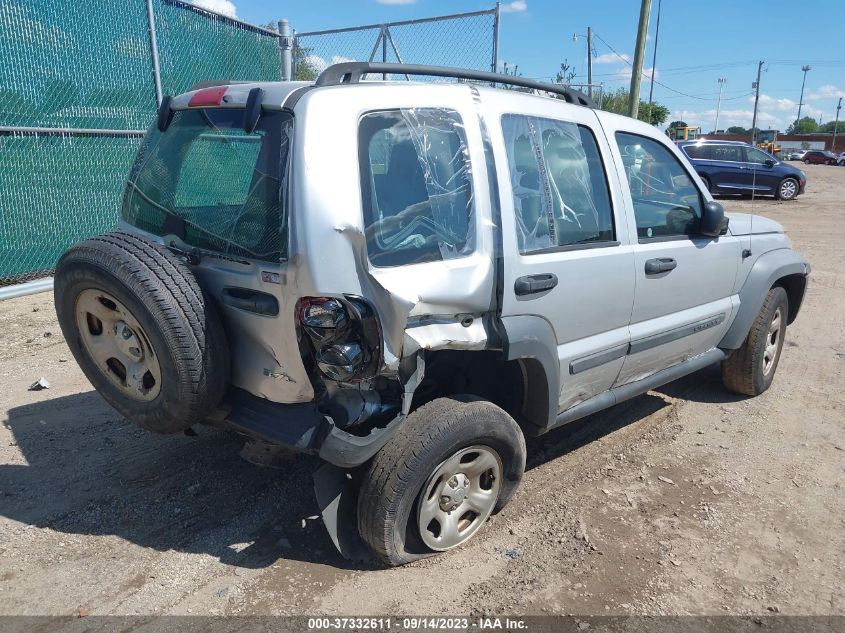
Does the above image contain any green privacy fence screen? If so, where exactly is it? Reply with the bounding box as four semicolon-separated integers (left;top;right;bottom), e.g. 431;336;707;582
0;0;281;287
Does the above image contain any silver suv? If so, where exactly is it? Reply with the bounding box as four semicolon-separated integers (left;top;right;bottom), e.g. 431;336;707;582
53;63;809;566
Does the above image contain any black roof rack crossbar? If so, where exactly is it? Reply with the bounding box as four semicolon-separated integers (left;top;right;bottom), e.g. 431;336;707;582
315;62;598;109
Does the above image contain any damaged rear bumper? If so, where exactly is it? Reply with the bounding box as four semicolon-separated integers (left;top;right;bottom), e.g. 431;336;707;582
220;388;403;468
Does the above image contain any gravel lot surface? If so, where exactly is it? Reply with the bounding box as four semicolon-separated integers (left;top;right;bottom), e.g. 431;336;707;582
0;164;842;617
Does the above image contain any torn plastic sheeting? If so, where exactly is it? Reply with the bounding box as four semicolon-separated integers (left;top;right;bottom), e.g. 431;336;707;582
502;114;603;254
401;107;475;262
333;223;417;370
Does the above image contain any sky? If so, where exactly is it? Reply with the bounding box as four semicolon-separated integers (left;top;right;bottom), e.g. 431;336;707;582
193;0;844;132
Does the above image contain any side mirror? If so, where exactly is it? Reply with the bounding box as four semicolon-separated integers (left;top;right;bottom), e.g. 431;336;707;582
764;158;775;167
700;200;729;237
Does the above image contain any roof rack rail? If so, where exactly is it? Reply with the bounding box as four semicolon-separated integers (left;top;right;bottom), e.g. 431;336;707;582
315;62;598;109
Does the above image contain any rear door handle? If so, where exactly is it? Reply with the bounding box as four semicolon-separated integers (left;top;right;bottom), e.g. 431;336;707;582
644;257;677;275
514;273;558;296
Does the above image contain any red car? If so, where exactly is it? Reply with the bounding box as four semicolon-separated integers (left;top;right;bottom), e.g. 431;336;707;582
803;150;839;165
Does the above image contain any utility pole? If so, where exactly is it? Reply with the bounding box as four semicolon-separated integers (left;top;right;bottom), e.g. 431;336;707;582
750;60;764;145
714;77;727;133
833;97;842;152
646;0;662;124
628;0;653;119
587;26;593;100
796;64;811;125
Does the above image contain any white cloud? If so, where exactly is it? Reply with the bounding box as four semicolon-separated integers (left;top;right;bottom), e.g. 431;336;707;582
594;52;630;64
666;103;828;132
615;66;658;81
303;55;327;74
500;0;528;12
191;0;237;17
756;94;798;112
302;55;357;75
805;84;845;100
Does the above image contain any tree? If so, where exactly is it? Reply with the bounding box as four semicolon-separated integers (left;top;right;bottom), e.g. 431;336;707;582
641;102;670;126
786;116;819;135
554;59;576;86
600;87;669;126
665;120;689;138
291;42;319;82
818;120;841;134
726;126;748;135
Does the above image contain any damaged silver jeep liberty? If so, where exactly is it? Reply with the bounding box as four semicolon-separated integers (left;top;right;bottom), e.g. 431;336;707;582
54;62;809;566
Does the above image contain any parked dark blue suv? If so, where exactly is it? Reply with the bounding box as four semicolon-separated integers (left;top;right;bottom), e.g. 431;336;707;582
678;140;806;200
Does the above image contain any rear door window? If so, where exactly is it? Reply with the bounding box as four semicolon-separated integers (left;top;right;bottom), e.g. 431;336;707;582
682;144;710;160
501;114;615;253
710;144;744;162
358;108;474;267
122;108;291;262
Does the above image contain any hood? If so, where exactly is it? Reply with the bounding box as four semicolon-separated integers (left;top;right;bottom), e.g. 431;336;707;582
726;213;784;236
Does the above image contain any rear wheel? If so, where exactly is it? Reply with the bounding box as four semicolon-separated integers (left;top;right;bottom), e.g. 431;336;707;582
55;231;230;433
357;396;526;566
803;159;811;164
700;175;713;193
775;177;799;201
721;286;788;396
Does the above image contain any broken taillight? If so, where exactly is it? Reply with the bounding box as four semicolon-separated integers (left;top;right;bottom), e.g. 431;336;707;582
296;297;380;382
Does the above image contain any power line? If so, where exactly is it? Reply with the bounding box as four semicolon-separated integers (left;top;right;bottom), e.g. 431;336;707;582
591;32;729;101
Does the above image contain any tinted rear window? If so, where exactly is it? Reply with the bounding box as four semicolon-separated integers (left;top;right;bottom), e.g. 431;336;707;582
682;144;710;159
122;108;291;262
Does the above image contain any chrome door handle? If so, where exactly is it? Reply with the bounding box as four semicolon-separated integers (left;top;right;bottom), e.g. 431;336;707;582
644;257;677;275
514;273;558;296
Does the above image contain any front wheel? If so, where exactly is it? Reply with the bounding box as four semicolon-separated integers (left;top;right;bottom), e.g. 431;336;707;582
775;177;799;201
357;396;526;566
803;159;811;164
721;286;788;396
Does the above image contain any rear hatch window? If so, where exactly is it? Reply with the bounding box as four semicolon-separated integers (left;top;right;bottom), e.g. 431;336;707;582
122;108;292;262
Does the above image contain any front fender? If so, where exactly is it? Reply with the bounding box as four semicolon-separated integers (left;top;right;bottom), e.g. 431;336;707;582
719;248;809;350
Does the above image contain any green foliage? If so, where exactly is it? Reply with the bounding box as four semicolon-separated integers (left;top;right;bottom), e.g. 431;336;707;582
641;102;670;126
292;43;319;82
818;120;842;134
554;60;576;86
668;120;688;130
726;126;748;135
787;116;819;135
600;87;669;125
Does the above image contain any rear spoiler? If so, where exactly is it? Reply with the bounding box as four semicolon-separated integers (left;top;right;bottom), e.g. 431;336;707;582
156;86;265;133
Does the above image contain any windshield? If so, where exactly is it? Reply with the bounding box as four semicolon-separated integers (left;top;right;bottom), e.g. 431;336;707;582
122;108;292;262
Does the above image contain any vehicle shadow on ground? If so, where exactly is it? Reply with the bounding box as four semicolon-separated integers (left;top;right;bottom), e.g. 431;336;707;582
1;390;369;571
525;363;748;470
1;364;745;570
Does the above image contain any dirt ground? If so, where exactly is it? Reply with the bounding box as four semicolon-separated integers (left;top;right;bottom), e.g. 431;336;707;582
0;164;843;618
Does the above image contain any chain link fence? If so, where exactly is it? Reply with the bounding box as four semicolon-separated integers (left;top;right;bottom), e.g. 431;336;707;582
1;2;500;295
293;8;499;81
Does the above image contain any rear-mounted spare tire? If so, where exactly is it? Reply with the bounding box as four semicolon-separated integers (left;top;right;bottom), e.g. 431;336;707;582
54;231;230;434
